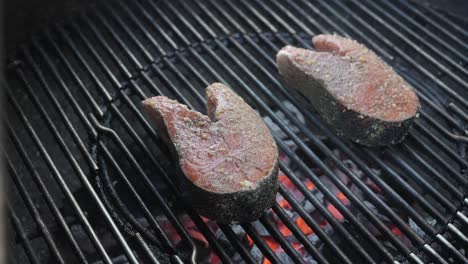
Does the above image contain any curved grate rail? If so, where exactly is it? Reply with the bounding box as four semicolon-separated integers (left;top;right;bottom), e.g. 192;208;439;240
3;0;467;263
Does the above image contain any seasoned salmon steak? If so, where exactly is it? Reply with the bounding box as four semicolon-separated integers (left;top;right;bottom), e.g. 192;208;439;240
277;34;420;146
142;83;279;223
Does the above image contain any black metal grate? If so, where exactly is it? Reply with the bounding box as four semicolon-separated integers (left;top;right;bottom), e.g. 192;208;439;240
3;0;467;263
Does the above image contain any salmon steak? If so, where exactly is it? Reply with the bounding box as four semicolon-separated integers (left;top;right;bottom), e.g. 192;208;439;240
277;34;420;146
142;83;279;223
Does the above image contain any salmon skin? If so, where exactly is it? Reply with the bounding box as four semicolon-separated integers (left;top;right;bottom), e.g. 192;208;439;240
277;34;420;146
142;83;279;223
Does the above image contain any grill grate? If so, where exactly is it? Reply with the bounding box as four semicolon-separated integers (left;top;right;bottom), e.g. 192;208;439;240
4;0;468;263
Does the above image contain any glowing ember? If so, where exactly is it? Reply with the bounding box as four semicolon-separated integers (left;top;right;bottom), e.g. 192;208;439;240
279;173;294;189
296;217;314;235
247;235;254;247
278;197;290;209
391;225;403;237
305;179;315;190
264;237;281;251
337;192;349;204
208;253;221;264
278;221;293;237
327;204;344;221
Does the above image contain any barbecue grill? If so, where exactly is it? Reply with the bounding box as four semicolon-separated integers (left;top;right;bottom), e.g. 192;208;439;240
3;0;467;263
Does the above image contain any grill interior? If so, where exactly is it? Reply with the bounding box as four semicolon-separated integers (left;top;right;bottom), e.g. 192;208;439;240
4;0;468;263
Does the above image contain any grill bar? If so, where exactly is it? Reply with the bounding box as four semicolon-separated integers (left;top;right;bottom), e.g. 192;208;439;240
279;144;365;261
5;0;467;263
29;40;100;169
277;184;352;264
43;29;103;117
93;117;195;254
82;16;133;79
410;126;466;167
116;2;166;56
447;223;468;243
456;212;468;225
401;145;463;198
93;10;145;71
8;206;40;264
10;55;116;263
259;215;306;264
276;140;391;263
97;140;176;252
242;223;282;264
413;91;462;129
218;225;257;264
5;135;90;263
423;244;449;264
278;159;371;262
5;159;66;264
271;203;329;264
134;233;161;264
373;0;467;65
354;0;468;77
390;155;455;213
448;103;468;123
436;234;466;262
6;67;138;264
397;0;468;47
419;109;468;144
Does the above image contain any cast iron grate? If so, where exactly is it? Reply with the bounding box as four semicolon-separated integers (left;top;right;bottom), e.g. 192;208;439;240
3;0;468;263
